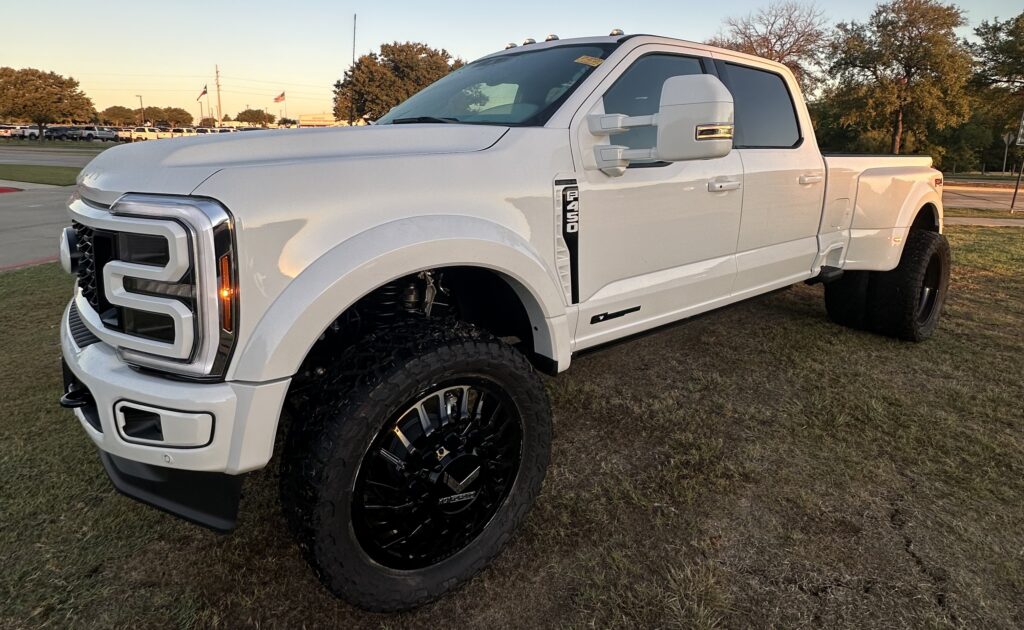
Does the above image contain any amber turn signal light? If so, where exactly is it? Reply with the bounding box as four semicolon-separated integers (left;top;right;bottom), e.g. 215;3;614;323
218;253;234;332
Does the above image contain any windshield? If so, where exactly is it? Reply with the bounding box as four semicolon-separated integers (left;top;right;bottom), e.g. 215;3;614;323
377;44;616;126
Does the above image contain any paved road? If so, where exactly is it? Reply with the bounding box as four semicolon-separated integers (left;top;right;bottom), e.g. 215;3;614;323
0;146;102;168
0;187;72;269
943;185;1019;210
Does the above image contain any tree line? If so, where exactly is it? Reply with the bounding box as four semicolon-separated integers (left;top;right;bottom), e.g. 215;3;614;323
0;68;288;133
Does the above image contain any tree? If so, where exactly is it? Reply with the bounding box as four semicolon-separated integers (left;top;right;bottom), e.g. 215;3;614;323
973;11;1024;89
162;107;193;126
0;67;94;140
279;117;298;126
199;117;217;127
235;108;275;126
708;1;829;91
221;114;232;122
829;0;973;154
100;105;135;126
333;42;465;122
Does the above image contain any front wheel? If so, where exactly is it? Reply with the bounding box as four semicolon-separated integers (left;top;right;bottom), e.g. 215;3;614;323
281;317;551;611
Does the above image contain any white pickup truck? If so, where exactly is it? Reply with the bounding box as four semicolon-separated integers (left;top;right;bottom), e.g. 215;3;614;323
57;33;949;612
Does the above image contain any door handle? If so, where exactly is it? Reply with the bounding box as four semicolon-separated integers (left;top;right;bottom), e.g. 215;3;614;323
799;174;823;185
708;179;742;192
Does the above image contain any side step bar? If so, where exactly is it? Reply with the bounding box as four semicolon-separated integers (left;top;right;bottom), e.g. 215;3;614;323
805;265;844;285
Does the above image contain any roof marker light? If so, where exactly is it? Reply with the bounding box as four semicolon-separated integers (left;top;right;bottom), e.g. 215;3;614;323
545;34;559;41
505;42;517;49
523;38;536;45
610;28;624;36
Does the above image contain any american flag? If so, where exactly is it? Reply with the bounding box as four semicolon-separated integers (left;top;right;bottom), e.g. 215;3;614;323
274;91;285;103
197;85;207;101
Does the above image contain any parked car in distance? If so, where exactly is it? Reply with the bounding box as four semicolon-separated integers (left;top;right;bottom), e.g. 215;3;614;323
70;126;118;142
128;127;171;142
44;126;73;140
170;127;197;137
0;124;22;137
116;128;134;142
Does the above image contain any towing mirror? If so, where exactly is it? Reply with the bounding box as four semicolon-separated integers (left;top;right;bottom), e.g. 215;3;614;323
656;74;734;161
589;74;734;176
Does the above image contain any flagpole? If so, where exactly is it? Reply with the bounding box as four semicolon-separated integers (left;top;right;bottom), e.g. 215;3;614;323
349;13;357;126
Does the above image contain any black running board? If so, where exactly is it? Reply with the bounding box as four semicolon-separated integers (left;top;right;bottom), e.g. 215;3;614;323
805;265;843;285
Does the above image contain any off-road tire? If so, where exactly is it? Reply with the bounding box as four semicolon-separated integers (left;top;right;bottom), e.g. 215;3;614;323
824;270;871;330
280;317;551;612
867;230;950;341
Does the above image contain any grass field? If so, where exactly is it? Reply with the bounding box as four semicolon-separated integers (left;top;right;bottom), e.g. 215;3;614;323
0;137;111;152
945;207;1024;219
1;226;1022;628
0;164;81;186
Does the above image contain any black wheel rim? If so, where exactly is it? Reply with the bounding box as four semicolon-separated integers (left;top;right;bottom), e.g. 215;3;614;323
352;378;523;570
915;252;942;324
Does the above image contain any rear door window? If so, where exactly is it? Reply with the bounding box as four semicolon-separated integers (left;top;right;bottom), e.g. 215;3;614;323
721;63;800;148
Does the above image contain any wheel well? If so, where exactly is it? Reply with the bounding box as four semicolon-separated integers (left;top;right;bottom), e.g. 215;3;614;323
910;203;939;233
288;267;539;407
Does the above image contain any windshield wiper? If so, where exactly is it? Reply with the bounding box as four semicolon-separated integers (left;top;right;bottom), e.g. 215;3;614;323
390;116;461;124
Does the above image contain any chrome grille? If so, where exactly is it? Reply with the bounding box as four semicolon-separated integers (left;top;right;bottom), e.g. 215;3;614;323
73;222;98;308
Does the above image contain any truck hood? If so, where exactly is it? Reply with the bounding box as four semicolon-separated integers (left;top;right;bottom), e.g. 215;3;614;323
78;125;509;205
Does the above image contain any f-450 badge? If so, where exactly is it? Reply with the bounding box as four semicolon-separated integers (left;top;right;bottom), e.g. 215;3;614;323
561;184;580;303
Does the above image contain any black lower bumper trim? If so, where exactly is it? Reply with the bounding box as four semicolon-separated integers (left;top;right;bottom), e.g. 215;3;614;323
100;452;243;532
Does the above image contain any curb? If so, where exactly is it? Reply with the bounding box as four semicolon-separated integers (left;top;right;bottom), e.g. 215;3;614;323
0;179;62;190
0;256;59;272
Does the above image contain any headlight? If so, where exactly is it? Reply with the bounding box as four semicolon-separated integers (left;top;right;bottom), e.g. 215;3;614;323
65;193;238;380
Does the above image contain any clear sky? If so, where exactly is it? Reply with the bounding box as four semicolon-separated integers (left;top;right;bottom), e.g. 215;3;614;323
2;0;1020;121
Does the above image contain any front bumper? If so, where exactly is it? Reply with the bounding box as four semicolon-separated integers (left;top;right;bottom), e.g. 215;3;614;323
61;302;291;527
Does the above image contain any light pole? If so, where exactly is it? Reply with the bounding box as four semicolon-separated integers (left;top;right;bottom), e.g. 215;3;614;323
136;95;145;126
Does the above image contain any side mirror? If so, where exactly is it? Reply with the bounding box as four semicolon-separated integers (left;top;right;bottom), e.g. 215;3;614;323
588;74;734;176
656;74;734;162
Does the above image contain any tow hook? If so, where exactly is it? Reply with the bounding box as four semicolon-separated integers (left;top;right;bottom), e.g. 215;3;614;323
60;385;94;409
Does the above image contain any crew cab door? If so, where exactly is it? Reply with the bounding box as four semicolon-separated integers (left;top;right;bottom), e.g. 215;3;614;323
711;56;826;296
568;46;743;350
